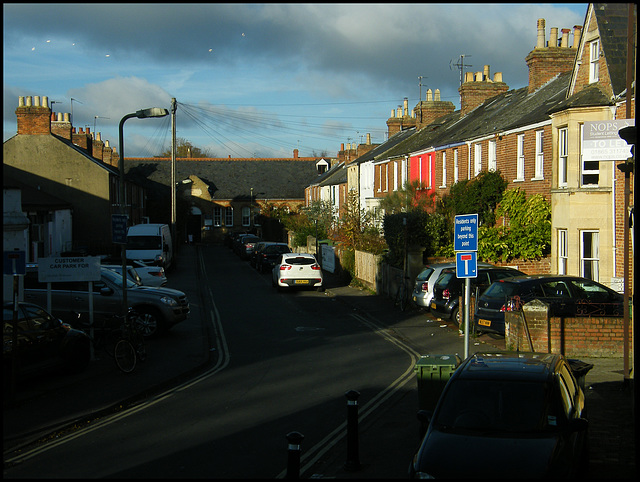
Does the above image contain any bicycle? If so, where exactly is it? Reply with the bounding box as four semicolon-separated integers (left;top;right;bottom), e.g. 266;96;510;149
394;274;410;312
111;308;147;373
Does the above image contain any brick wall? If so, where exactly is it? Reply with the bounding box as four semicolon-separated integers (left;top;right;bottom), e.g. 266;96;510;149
16;101;50;135
505;311;632;357
459;80;509;116
525;48;576;93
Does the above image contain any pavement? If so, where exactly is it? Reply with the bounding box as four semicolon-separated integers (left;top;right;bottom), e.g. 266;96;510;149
3;244;637;478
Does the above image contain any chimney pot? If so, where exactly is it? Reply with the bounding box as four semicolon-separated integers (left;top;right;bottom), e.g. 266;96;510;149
366;133;371;144
550;27;558;47
475;71;483;82
536;18;546;48
34;96;40;107
572;25;582;48
18;96;25;107
483;65;490;81
493;72;503;83
465;71;474;83
26;96;32;107
426;89;433;101
434;89;441;101
561;28;570;48
42;96;48;108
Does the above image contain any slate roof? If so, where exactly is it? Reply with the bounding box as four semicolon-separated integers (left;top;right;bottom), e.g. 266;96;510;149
352;127;417;164
593;3;635;97
316;162;347;187
376;71;571;160
125;159;322;201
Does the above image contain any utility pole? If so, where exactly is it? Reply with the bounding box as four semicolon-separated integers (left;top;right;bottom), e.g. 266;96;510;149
418;76;426;123
171;98;177;255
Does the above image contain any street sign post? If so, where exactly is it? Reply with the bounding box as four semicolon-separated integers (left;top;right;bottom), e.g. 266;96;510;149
454;214;479;359
456;251;477;278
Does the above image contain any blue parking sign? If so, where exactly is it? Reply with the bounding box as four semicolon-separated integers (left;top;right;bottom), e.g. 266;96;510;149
456;252;477;278
454;214;478;252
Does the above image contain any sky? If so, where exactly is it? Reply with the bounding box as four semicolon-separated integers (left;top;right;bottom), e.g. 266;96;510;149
3;3;589;159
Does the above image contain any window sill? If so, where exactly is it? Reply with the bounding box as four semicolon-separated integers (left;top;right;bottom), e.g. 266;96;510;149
531;177;544;181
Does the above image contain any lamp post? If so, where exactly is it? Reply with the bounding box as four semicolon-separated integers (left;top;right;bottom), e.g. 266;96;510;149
118;107;169;315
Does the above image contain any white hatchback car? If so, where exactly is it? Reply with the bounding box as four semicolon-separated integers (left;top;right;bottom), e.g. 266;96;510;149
272;253;323;291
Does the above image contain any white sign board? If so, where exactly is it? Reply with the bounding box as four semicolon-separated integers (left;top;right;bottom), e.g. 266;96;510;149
38;256;101;283
582;120;635;162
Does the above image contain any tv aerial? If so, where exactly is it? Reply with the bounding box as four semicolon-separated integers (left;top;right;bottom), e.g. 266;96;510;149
450;54;472;88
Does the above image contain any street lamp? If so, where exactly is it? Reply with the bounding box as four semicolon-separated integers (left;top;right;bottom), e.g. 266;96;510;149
118;107;169;315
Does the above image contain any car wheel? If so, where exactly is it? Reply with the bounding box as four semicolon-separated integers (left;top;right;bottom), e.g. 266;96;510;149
134;307;164;338
452;306;460;326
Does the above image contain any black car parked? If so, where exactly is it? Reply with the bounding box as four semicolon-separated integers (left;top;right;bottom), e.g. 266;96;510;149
254;242;291;272
410;351;589;478
430;266;526;324
4;302;91;387
474;275;624;335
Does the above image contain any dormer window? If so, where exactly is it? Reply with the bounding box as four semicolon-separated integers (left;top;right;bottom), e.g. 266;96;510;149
316;158;329;174
589;39;599;83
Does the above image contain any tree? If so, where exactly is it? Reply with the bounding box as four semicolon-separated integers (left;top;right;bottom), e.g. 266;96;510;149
159;138;214;158
379;180;436;214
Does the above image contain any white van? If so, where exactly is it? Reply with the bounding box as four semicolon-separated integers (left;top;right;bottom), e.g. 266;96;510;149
126;223;173;270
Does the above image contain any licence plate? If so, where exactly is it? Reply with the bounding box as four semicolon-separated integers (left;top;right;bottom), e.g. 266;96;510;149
294;279;309;284
430;302;436;310
478;319;491;327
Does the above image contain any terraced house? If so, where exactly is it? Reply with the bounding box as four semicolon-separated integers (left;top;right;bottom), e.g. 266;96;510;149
311;4;634;294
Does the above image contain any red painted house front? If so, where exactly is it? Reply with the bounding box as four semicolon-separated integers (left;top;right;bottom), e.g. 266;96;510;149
409;151;437;211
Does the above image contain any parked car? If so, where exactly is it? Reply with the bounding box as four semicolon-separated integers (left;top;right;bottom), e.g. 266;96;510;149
4;302;91;384
412;262;492;310
225;231;249;249
249;241;271;268
101;258;167;287
272;253;323;291
430;266;526;324
232;233;254;255
23;266;189;338
410;351;589;479
236;235;262;259
474;274;625;335
255;243;291;273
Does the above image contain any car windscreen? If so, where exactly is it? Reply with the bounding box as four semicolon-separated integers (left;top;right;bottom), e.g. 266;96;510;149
481;280;518;299
101;268;138;288
435;271;456;288
416;268;434;282
434;379;553;433
285;257;316;266
265;245;290;255
127;235;161;249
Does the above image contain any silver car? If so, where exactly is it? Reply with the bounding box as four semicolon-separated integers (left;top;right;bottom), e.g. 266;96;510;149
412;261;491;310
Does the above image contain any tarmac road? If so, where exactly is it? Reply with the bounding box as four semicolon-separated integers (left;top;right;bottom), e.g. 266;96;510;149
3;244;636;478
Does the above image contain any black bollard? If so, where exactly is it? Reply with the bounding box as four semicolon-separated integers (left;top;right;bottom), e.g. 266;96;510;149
343;389;362;471
285;431;304;479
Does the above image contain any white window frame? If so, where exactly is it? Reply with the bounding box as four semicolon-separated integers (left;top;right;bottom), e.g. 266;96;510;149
579;123;600;187
385;164;389;192
516;134;525;181
488;140;496;172
393;161;399;191
224;206;233;226
558;229;568;275
441;151;447;187
559;127;568;187
453;149;459;183
474;143;482;177
580;230;599;281
241;206;251;226
213;206;222;227
589;39;599;84
534;130;544;180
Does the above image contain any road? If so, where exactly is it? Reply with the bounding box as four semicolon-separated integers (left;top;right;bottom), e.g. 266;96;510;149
3;245;464;478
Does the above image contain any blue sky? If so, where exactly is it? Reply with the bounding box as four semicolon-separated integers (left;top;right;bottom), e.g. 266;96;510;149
3;3;588;158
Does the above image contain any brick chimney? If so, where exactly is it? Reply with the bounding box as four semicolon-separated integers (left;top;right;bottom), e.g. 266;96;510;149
414;88;456;129
387;97;417;137
293;148;299;159
458;65;509;116
16;95;51;135
525;18;577;94
51;112;72;140
92;132;104;161
72;127;93;155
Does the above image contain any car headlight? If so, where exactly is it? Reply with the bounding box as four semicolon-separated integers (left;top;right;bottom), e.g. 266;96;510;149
160;296;178;307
